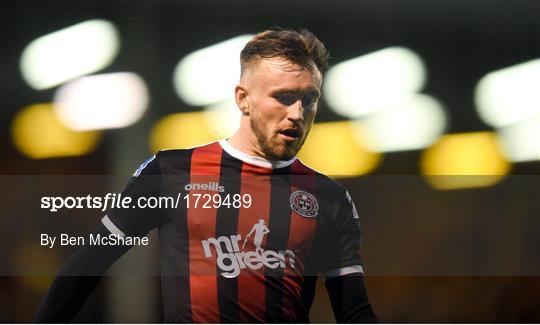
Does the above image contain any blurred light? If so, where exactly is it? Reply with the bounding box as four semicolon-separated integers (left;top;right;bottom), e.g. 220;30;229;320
202;99;241;139
497;116;540;162
20;19;120;90
421;132;510;190
53;72;149;131
11;104;102;159
150;112;218;152
354;94;447;152
173;35;253;106
298;121;381;177
324;47;426;118
475;58;540;128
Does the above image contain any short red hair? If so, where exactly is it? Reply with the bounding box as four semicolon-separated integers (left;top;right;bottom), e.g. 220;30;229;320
240;27;329;76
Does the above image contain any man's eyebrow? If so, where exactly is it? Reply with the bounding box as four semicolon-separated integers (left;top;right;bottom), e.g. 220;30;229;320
270;88;321;98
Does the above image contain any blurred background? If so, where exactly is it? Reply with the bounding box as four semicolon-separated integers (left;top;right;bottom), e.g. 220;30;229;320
1;0;539;322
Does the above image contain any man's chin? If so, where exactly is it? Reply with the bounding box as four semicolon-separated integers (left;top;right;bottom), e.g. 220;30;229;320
258;137;303;161
268;145;299;161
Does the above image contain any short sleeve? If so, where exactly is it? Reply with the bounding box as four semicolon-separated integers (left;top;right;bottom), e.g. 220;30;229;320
321;190;365;279
103;154;166;237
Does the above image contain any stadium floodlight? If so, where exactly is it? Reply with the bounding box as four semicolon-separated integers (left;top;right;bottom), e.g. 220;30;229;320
324;47;426;118
353;94;447;152
421;132;510;190
202;99;241;139
19;19;120;90
11;104;102;159
53;72;149;131
298;121;381;177
150;112;218;152
497;116;540;163
475;58;540;128
173;35;254;106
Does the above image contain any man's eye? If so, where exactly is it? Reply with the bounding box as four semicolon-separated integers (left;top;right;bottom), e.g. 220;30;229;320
302;95;318;108
275;94;298;106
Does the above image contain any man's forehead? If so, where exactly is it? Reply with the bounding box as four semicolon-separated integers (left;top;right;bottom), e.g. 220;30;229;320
243;57;322;87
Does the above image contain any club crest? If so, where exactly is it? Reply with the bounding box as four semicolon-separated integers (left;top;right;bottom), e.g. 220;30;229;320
290;190;318;218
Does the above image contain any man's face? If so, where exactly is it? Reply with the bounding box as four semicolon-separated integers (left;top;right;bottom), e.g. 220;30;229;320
237;58;322;161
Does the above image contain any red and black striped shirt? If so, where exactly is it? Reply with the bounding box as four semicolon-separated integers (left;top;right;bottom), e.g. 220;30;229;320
104;140;364;323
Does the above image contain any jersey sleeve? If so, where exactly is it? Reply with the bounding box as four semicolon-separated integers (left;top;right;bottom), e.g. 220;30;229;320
103;153;166;237
321;189;365;279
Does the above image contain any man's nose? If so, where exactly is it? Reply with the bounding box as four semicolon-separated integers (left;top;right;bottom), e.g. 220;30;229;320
287;99;304;122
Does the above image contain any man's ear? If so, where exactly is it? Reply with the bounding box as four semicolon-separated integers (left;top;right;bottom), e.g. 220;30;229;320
235;84;249;116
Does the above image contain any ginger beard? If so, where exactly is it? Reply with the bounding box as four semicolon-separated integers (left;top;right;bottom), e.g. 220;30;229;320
249;113;310;161
239;58;322;161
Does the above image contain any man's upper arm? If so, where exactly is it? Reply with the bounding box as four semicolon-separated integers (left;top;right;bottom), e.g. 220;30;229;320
322;189;377;323
104;153;166;237
321;189;364;279
34;154;168;322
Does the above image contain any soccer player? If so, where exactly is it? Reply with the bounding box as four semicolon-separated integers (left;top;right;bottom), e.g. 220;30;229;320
34;28;377;323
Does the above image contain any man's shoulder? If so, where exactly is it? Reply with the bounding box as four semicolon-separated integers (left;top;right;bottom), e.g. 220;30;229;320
145;141;221;174
294;159;347;194
155;147;193;160
294;160;355;221
155;141;219;160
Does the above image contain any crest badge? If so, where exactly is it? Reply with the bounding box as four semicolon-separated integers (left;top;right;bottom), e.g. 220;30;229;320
290;190;318;218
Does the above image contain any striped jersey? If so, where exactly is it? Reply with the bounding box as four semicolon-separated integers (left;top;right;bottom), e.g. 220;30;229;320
103;140;364;323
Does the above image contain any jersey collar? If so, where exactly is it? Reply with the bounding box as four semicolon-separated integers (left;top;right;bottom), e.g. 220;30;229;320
218;139;297;169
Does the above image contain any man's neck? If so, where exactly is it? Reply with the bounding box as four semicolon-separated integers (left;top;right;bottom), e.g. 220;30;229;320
219;138;297;169
227;130;267;160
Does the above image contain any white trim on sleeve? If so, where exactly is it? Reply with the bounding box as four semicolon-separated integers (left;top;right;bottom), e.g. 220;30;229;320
323;265;364;280
101;215;125;237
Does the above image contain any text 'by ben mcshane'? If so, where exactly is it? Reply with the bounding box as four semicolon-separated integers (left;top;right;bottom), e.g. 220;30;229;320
40;233;149;248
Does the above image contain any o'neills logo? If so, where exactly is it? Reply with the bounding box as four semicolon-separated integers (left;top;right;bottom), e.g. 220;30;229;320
201;219;296;278
184;182;225;192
